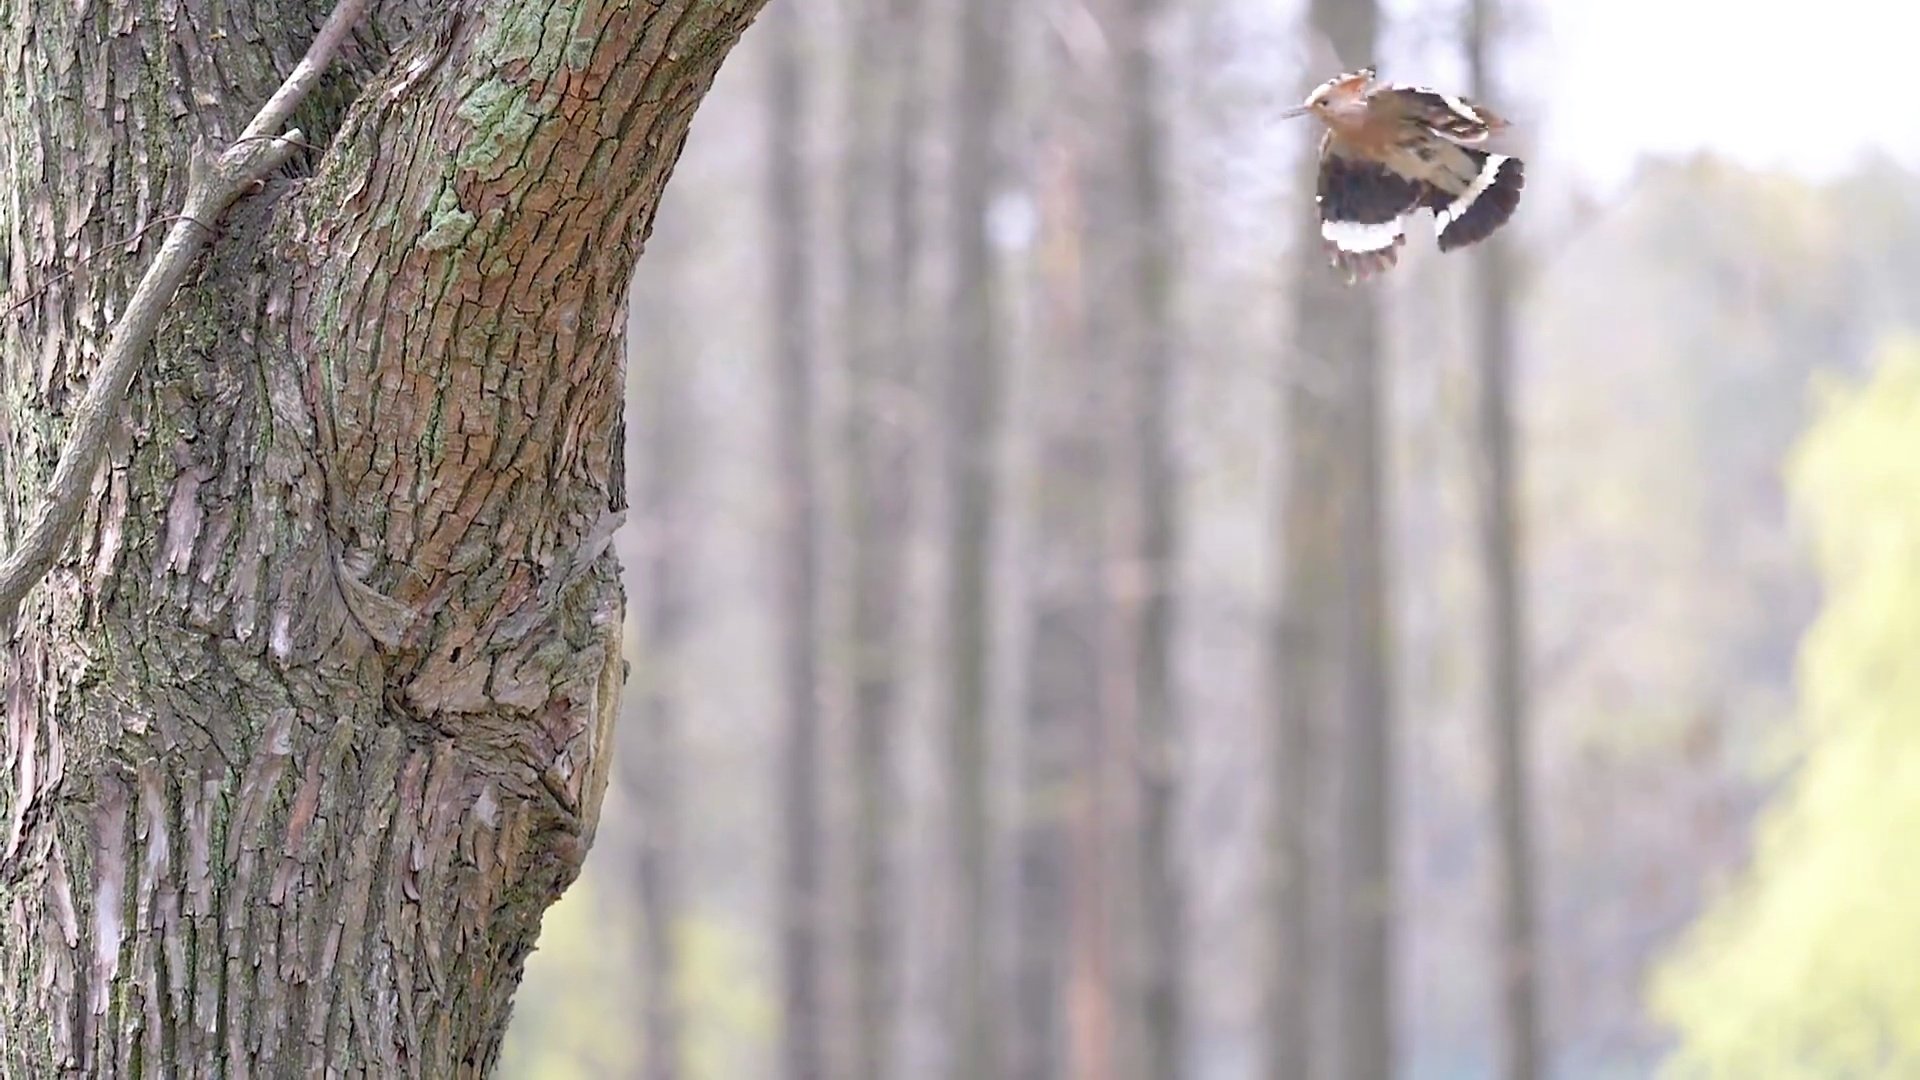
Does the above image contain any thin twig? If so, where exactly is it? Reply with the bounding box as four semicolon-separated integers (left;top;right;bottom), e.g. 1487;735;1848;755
2;214;216;320
0;0;374;628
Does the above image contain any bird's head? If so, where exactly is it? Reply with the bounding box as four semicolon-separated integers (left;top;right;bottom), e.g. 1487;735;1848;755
1280;67;1376;122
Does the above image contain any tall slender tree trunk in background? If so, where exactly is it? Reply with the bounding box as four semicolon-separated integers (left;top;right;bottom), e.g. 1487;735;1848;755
1006;122;1082;1076
840;0;925;1075
1110;0;1186;1072
766;7;826;1080
1008;113;1073;1071
1270;1;1390;1078
1337;201;1397;1080
1467;2;1545;1076
945;0;1012;1075
0;1;766;1074
1022;16;1148;1074
1324;4;1396;1077
1267;194;1339;1080
630;242;692;1080
1019;110;1112;1080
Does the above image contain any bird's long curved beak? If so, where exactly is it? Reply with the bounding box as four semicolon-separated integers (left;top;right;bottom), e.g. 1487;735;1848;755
1278;105;1312;120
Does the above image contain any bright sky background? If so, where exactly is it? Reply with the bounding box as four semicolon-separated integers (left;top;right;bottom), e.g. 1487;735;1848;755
1536;0;1920;189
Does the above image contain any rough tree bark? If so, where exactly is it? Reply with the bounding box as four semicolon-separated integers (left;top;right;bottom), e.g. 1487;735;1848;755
0;1;765;1074
763;5;826;1079
944;0;1011;1074
1466;2;1545;1076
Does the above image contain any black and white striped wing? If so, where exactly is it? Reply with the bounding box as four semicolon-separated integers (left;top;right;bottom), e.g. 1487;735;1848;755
1315;137;1426;281
1420;148;1524;252
1383;85;1507;144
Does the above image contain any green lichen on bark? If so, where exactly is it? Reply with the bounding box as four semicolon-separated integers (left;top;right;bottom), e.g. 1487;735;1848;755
455;79;538;172
419;188;476;251
477;1;595;78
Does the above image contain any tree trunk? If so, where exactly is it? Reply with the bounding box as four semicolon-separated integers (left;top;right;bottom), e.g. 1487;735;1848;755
1267;203;1339;1080
0;1;765;1075
1018;12;1147;1071
629;225;693;1080
839;0;923;1075
1335;219;1396;1080
1110;0;1185;1073
1269;2;1388;1078
944;0;1012;1074
1322;6;1396;1078
1018;122;1107;1080
1466;3;1544;1076
764;6;826;1080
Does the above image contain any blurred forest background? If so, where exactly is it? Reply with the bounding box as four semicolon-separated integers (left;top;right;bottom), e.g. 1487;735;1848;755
494;0;1920;1077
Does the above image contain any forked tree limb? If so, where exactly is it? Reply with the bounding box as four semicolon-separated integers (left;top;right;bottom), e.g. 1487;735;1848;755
0;0;373;627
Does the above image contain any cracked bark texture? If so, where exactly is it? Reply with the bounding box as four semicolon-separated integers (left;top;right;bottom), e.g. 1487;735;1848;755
0;0;765;1075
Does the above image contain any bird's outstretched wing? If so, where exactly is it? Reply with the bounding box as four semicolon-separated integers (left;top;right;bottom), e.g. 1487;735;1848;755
1380;85;1508;144
1419;148;1525;252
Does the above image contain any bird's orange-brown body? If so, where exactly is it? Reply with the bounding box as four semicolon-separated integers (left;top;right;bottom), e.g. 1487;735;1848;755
1283;68;1525;281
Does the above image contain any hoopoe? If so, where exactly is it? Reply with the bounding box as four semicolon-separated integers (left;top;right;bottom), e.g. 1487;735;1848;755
1281;67;1525;282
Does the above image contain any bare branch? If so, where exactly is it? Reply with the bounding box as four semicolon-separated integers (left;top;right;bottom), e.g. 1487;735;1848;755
0;0;373;628
241;0;375;144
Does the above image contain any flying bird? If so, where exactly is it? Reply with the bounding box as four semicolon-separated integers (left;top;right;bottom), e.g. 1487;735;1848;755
1281;68;1524;282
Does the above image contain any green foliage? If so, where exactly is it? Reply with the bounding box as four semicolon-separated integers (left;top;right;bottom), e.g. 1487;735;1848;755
1652;335;1920;1078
